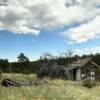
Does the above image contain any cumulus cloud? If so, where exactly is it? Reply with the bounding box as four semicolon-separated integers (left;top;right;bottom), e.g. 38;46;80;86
62;0;100;43
0;0;98;36
74;46;100;55
63;16;100;43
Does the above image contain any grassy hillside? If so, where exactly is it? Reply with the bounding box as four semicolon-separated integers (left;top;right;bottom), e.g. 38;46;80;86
0;74;100;100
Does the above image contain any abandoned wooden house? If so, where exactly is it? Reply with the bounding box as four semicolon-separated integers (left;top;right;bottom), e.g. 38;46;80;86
65;58;99;81
37;58;99;81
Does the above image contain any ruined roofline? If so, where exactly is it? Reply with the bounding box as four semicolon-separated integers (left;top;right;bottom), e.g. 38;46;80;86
68;57;92;68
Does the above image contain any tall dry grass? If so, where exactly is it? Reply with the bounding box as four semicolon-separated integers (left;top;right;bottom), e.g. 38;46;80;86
0;73;100;100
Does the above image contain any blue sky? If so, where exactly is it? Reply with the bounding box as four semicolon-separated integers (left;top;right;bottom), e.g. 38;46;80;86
0;30;69;61
0;0;100;62
0;29;100;62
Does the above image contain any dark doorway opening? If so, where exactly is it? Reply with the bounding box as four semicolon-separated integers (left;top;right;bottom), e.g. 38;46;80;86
73;68;77;81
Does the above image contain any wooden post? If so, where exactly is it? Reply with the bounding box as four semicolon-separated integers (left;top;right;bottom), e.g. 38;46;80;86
76;68;81;81
0;71;2;80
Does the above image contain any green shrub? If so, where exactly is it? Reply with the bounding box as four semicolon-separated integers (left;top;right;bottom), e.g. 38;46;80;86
0;71;2;80
22;69;30;74
83;80;96;88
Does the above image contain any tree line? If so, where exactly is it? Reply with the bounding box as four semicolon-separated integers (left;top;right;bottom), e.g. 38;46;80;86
0;52;100;74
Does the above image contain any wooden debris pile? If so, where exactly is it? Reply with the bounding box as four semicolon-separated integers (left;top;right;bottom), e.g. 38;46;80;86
0;78;47;87
1;79;21;87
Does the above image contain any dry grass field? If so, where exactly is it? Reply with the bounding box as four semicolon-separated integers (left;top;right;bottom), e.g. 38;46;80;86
0;73;100;100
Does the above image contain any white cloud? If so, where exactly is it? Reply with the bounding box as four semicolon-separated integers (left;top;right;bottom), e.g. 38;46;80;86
0;0;98;36
63;16;100;43
62;0;100;44
74;46;100;55
68;41;74;44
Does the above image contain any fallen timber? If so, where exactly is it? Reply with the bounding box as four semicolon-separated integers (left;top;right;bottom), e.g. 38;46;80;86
0;78;47;87
1;79;21;87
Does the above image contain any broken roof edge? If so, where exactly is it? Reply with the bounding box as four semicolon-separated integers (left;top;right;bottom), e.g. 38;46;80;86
68;57;92;68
